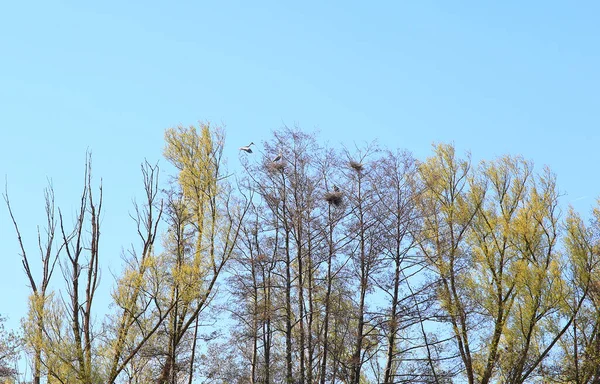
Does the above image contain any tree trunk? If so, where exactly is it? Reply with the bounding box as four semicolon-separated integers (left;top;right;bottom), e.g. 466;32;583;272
307;242;314;384
351;175;367;384
320;206;335;384
383;257;400;384
297;244;306;384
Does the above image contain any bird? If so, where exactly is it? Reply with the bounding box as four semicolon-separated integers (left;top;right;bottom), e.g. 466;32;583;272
333;185;340;192
272;151;282;162
239;142;255;153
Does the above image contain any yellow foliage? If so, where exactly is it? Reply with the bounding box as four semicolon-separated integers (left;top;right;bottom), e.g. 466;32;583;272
418;146;570;382
164;124;220;265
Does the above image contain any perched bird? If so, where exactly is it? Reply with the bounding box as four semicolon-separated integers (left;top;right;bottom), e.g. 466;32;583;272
239;142;255;153
272;151;282;162
325;185;343;206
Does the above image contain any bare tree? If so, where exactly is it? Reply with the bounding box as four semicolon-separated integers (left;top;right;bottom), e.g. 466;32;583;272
317;146;350;384
104;161;177;384
343;143;382;384
54;154;102;384
369;150;422;383
4;180;61;384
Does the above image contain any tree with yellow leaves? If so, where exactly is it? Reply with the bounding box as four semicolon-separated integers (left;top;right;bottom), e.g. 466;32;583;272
552;204;600;383
417;143;483;384
416;143;591;384
156;123;248;384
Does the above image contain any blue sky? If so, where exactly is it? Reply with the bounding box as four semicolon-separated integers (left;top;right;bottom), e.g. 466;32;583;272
1;1;599;331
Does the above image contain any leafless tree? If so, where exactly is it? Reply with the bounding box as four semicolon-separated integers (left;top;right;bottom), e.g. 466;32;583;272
4;179;61;384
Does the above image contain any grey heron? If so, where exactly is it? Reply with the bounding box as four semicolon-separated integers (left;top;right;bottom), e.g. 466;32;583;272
272;151;282;162
239;142;255;153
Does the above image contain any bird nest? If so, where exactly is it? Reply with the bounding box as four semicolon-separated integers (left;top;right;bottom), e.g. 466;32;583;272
253;253;268;263
349;160;364;172
267;161;286;172
324;191;343;207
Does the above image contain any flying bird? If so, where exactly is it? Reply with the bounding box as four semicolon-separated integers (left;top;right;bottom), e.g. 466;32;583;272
239;142;255;153
272;151;282;162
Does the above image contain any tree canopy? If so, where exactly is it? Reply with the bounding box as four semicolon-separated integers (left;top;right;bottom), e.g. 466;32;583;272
4;123;600;384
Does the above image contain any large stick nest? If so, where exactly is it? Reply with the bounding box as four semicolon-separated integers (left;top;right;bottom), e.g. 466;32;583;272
253;253;268;264
324;191;343;207
349;160;364;172
267;161;286;173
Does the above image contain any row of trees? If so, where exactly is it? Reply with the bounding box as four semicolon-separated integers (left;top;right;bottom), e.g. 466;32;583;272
220;130;600;384
2;123;600;383
2;124;246;384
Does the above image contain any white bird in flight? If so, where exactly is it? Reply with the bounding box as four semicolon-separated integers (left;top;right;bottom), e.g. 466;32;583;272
239;142;255;153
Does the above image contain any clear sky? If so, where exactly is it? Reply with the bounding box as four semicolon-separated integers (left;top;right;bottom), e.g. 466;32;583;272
1;1;599;333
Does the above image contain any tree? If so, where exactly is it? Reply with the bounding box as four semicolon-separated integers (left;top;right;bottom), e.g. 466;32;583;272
467;155;534;384
369;150;420;384
343;143;382;384
544;205;598;383
103;161;173;384
318;145;349;384
239;127;321;384
416;143;481;384
10;124;600;383
417;145;583;384
0;315;20;383
494;165;573;384
156;123;247;383
7;156;179;384
4;181;60;384
42;155;103;384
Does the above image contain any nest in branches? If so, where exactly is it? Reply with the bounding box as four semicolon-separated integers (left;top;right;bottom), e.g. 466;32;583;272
324;191;343;207
349;160;364;172
267;161;286;173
